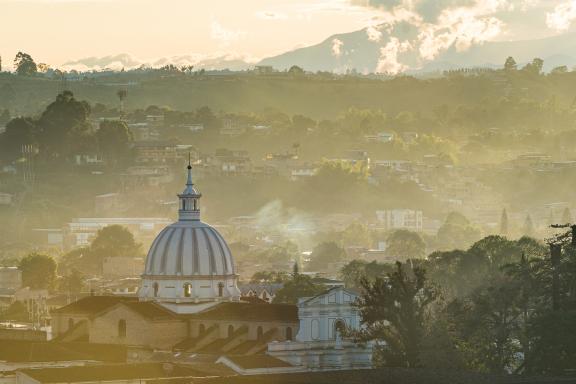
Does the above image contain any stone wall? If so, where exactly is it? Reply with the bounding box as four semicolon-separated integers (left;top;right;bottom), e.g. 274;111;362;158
89;306;186;349
0;328;46;342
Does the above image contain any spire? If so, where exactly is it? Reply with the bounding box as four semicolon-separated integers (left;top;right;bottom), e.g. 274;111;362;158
178;155;201;221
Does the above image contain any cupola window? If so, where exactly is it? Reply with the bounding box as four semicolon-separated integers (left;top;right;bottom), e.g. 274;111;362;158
184;283;192;297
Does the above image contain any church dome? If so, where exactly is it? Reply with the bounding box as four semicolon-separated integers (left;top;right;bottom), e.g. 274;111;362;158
139;163;240;303
143;221;234;276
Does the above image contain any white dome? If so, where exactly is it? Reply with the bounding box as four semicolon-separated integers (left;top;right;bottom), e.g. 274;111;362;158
138;165;240;304
143;221;234;277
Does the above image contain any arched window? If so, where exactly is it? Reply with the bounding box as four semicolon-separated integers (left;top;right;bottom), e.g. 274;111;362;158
153;282;159;297
68;318;74;330
183;283;192;298
228;325;234;338
118;319;126;338
218;282;224;297
286;327;293;341
198;323;205;335
257;326;264;341
182;200;186;210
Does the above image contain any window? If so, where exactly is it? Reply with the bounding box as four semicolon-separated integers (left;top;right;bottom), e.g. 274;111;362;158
118;319;126;338
68;318;74;330
228;325;234;338
257;326;264;341
286;327;293;341
333;319;346;340
311;319;320;340
153;282;159;297
182;200;186;210
184;283;192;298
218;282;224;297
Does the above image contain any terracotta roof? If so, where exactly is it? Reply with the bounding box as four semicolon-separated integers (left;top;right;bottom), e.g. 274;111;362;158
18;363;205;383
195;368;499;384
122;301;176;320
223;355;293;369
0;340;126;363
191;302;297;322
51;296;136;316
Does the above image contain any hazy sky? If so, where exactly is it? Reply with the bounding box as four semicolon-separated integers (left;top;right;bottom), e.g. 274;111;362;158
1;0;576;69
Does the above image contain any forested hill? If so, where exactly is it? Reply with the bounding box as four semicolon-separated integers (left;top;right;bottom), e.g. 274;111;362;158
2;67;576;119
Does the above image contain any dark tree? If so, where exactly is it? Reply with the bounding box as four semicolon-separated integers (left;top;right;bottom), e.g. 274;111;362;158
96;120;133;167
272;274;324;304
37;91;92;160
356;262;437;367
0;117;37;162
504;56;517;71
386;229;426;261
14;52;37;76
91;225;142;260
307;241;346;271
500;208;509;235
19;253;57;290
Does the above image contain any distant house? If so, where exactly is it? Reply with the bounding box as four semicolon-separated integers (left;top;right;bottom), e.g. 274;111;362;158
364;132;394;143
0;192;13;205
74;154;103;166
239;283;283;303
254;65;274;75
0;267;22;290
133;141;197;165
375;209;423;232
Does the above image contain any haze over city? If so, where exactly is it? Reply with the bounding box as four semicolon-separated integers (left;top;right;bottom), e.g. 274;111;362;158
2;0;576;383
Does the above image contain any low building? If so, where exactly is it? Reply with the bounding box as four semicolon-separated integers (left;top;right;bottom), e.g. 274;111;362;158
375;209;423;232
0;192;13;205
267;286;373;371
15;363;205;384
239;284;283;303
0;267;22;290
62;217;171;250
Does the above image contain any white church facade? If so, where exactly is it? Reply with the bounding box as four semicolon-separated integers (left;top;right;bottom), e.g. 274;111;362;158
267;286;373;370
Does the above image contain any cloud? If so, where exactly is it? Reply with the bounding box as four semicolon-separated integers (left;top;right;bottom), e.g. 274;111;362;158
546;1;576;31
331;38;344;56
366;24;384;41
376;37;411;74
349;0;539;72
210;20;246;46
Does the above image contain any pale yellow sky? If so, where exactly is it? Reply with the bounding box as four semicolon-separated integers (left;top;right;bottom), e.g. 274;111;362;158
0;0;380;67
0;0;571;70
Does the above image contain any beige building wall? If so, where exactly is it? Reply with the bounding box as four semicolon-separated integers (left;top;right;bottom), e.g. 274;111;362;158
89;306;186;349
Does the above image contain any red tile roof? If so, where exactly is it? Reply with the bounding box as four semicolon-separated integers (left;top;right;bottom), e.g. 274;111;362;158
18;363;207;383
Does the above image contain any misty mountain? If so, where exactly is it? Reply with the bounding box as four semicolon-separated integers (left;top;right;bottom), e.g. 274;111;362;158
258;28;576;73
62;53;255;72
62;29;576;74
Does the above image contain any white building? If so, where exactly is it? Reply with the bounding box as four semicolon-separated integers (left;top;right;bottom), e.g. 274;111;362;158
375;209;423;232
267;286;373;371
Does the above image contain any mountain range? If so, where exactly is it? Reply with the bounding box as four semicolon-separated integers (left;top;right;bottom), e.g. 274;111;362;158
62;27;576;74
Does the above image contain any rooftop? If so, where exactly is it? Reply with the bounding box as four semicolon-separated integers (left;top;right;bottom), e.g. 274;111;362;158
0;340;126;363
18;363;205;383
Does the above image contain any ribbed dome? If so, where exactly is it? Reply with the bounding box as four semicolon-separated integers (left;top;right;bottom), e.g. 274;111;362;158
139;164;240;304
143;221;234;277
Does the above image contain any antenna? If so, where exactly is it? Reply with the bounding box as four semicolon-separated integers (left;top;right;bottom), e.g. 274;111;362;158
187;152;191;169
